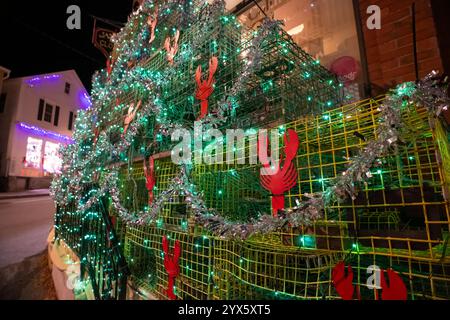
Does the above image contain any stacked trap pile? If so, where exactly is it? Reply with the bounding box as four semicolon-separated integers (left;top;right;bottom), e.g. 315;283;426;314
52;0;450;300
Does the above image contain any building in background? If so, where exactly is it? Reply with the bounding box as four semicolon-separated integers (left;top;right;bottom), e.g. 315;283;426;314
231;0;449;113
0;66;11;94
233;0;365;102
356;0;450;127
0;70;91;192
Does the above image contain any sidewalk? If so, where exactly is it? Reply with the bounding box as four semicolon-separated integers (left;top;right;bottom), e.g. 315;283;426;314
0;250;57;300
0;189;50;200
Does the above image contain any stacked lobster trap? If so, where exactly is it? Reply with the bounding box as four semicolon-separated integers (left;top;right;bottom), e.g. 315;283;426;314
52;0;450;300
103;2;342;142
118;95;450;300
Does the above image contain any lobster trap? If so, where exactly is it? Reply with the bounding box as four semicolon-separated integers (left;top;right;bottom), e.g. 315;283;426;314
235;25;343;128
115;96;450;300
123;219;345;300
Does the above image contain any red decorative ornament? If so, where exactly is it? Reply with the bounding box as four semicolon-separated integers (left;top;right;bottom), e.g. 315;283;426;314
143;156;156;205
164;30;180;65
259;129;299;217
93;127;100;146
123;100;142;135
331;261;358;300
162;236;181;300
195;56;218;121
127;59;137;69
332;261;407;300
329;56;359;87
380;269;408;300
106;58;113;77
147;8;158;44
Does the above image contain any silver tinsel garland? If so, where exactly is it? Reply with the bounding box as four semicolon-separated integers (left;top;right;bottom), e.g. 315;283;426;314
101;72;448;240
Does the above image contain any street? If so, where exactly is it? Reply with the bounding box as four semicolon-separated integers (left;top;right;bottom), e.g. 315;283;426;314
0;196;55;269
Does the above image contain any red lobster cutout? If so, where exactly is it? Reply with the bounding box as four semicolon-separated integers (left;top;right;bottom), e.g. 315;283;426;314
162;236;181;300
332;262;408;300
147;8;158;44
127;60;136;69
195;56;218;121
164;30;180;65
143;156;156;205
106;58;113;77
259;129;299;217
123;100;142;135
93;127;100;146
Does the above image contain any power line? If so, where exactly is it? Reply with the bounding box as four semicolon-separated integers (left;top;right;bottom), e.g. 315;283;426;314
252;0;268;18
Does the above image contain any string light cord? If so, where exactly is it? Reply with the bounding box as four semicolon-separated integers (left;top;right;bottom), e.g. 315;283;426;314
252;0;268;18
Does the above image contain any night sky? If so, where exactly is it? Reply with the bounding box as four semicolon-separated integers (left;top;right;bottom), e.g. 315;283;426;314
1;0;134;91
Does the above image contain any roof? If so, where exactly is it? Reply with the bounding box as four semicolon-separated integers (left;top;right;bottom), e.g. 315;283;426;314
8;69;88;94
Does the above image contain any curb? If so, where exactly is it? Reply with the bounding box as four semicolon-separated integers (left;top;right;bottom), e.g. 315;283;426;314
0;193;51;200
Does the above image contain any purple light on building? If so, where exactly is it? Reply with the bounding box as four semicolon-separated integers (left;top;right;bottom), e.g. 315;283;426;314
26;74;61;87
17;122;74;144
78;90;92;109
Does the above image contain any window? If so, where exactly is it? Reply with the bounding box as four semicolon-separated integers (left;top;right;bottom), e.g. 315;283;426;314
0;93;6;113
54;106;60;126
238;0;364;101
65;82;71;94
44;103;53;122
37;99;45;120
68;111;74;131
25;137;43;169
43;141;62;174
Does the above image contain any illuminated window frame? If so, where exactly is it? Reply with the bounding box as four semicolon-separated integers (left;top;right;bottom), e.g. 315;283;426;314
25;137;43;169
43;141;62;174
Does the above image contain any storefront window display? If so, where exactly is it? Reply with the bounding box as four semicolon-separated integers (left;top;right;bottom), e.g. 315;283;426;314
43;141;62;174
25;137;63;174
25;137;43;169
237;0;364;101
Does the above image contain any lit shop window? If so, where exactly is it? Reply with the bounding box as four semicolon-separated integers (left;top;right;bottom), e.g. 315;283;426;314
43;141;62;174
25;137;43;169
238;0;363;100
